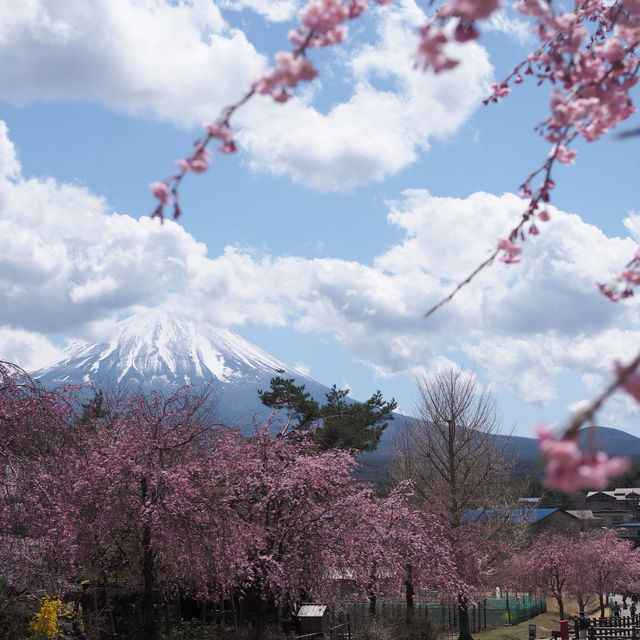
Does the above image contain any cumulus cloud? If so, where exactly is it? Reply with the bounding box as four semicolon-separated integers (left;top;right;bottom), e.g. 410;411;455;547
0;121;209;357
164;187;639;417
0;0;265;127
239;0;494;190
0;0;493;190
484;8;533;45
0;327;65;371
218;0;301;22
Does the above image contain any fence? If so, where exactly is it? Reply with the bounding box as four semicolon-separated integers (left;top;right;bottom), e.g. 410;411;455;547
335;593;546;634
336;599;486;633
584;616;640;640
484;593;547;627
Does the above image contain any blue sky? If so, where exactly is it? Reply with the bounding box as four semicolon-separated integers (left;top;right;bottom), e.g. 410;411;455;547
2;0;640;437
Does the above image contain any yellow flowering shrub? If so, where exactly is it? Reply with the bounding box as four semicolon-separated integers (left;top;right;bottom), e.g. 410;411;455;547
28;595;81;640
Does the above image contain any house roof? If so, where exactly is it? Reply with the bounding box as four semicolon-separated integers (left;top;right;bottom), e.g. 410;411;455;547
587;488;640;501
565;510;599;520
463;508;573;524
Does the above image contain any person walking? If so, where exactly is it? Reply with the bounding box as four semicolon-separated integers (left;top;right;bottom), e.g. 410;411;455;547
579;614;590;639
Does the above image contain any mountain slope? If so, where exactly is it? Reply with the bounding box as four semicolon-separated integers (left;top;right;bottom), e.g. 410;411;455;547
34;309;332;426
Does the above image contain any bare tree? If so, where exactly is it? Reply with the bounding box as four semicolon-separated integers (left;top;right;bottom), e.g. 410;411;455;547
391;368;517;640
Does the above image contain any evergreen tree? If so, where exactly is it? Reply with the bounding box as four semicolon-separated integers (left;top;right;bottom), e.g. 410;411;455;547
258;373;396;452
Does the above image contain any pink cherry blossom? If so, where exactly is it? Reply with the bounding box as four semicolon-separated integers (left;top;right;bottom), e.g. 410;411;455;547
537;423;630;492
439;0;499;22
150;181;170;204
298;0;349;34
187;146;212;173
491;83;511;98
415;25;459;72
204;121;235;143
253;52;319;101
497;237;522;263
621;270;640;285
555;145;578;164
348;0;369;18
217;140;238;154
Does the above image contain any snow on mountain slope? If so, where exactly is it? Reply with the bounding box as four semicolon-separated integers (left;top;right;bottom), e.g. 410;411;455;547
34;309;329;426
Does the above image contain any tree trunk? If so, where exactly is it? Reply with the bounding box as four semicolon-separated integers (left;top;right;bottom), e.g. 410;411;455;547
369;591;377;619
578;597;585;617
140;475;158;640
458;595;473;640
405;564;415;624
241;586;268;640
142;523;158;640
557;595;565;622
599;594;606;619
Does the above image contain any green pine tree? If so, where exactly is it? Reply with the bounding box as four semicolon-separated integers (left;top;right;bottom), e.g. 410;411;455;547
258;373;396;452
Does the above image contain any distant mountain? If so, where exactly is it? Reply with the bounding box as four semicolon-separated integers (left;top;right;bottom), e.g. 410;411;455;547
500;427;640;475
363;421;640;479
34;309;333;427
33;309;640;478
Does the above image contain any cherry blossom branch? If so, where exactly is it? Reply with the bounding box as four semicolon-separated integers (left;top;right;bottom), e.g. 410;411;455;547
425;140;568;317
426;0;640;315
566;351;640;437
150;0;396;222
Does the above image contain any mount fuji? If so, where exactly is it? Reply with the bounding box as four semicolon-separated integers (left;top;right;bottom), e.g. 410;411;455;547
34;309;333;427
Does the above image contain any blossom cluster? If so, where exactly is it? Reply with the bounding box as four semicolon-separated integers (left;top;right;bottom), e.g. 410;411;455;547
537;424;630;492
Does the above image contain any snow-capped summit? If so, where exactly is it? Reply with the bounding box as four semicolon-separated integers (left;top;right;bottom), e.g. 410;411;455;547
34;309;328;425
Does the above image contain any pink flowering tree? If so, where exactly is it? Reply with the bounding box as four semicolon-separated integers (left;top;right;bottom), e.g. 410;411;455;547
571;530;640;617
54;389;252;640
510;530;640;620
0;366;464;639
0;362;79;599
509;532;579;620
216;426;391;636
337;484;465;622
1;379;251;640
147;0;640;492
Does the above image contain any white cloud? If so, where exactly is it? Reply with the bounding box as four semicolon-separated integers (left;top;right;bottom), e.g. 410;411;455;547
293;361;310;376
0;121;209;344
239;0;494;190
484;8;533;45
0;0;493;190
623;212;640;241
218;0;301;22
0;0;266;127
0;327;65;371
